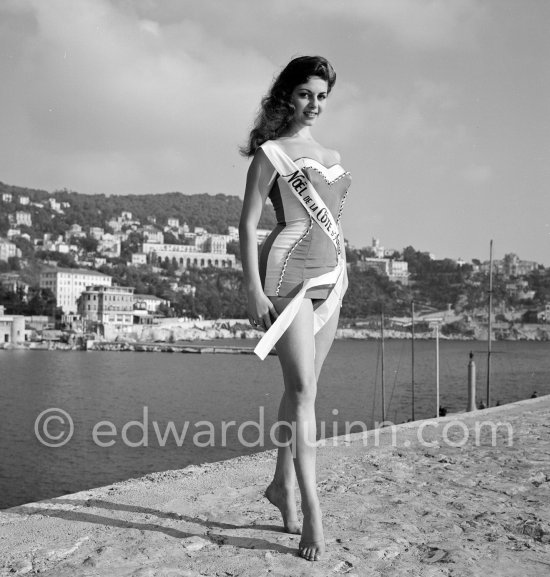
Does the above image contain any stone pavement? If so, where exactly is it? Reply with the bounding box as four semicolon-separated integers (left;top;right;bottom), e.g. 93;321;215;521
1;396;549;577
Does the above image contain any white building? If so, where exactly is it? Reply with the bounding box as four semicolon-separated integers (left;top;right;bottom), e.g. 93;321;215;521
89;227;105;240
142;242;235;270
131;253;147;266
2;193;12;203
66;224;86;239
356;257;409;285
0;238;21;261
134;293;170;313
40;268;112;314
143;227;164;244
48;198;63;213
15;211;32;226
18;196;29;205
204;234;228;254
98;234;121;258
388;260;410;285
0;309;25;345
167;217;180;229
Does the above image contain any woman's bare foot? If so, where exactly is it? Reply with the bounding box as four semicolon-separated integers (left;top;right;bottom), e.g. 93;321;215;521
264;482;301;534
298;505;325;561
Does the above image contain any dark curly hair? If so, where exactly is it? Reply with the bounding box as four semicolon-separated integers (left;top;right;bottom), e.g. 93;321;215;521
240;56;336;157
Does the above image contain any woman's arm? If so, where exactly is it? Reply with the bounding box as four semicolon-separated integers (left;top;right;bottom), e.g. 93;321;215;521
239;149;278;329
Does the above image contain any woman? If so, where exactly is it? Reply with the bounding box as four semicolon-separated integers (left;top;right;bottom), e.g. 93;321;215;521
239;56;351;562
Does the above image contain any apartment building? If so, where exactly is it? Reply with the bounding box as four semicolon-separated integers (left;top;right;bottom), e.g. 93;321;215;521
0;239;21;261
40;268;112;314
78;285;134;326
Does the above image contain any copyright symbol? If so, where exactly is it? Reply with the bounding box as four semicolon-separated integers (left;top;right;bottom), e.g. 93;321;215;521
34;408;74;447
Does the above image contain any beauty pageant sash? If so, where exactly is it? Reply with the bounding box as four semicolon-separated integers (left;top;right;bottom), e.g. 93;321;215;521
254;141;348;360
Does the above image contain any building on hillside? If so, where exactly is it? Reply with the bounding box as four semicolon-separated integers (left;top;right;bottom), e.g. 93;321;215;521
2;193;12;203
167;217;180;229
0;238;22;261
355;257;409;285
371;238;385;259
40;268;112;314
93;257;107;268
502;253;538;278
15;211;32;226
388;260;410;285
0;272;29;299
142;242;236;269
89;227;105;240
18;196;29;205
356;257;389;275
134;293;170;313
97;234;121;258
107;218;123;232
48;198;63;213
131;253;147;266
203;234;228;254
78;285;135;327
66;224;86;239
143;227;164;244
481;253;539;278
169;282;196;296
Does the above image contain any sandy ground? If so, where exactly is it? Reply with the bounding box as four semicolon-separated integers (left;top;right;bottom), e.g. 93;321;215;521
1;396;549;577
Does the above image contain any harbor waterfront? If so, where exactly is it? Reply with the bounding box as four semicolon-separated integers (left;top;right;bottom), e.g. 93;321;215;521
1;339;548;511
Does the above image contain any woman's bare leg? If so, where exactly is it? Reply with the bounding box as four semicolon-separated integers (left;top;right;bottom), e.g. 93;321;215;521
265;390;301;534
263;297;339;561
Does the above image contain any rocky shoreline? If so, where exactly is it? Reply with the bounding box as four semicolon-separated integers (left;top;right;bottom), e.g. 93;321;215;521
2;319;548;352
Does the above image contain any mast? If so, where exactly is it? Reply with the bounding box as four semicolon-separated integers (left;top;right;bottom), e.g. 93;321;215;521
486;240;493;407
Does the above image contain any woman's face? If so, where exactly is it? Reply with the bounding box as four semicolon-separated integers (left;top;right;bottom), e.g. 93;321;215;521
289;76;328;130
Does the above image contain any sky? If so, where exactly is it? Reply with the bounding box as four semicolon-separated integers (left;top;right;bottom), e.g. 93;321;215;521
1;0;549;265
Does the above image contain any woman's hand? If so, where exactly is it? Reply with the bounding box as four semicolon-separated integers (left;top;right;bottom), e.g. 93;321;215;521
247;289;278;331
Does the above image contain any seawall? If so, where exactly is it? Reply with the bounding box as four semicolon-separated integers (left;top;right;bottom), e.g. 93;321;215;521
1;396;549;576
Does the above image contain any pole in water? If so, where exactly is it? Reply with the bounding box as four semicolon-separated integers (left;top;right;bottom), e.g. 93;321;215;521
487;239;493;407
467;351;476;412
411;300;415;421
435;323;440;418
380;308;386;423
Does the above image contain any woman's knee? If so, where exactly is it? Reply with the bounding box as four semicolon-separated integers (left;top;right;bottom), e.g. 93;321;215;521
285;374;317;405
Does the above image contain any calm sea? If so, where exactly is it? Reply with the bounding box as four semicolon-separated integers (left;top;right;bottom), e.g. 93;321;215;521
1;339;548;509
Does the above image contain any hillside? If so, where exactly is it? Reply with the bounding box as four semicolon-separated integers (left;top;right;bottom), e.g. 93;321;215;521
0;181;277;234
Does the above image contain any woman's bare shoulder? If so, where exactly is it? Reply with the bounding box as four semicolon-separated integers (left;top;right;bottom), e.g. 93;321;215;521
247;146;277;193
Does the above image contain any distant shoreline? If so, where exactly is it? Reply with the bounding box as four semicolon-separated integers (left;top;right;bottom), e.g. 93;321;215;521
1;326;548;353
